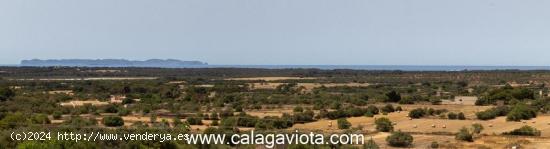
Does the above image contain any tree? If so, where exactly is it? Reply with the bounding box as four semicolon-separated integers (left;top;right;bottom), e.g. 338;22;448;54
386;131;413;147
102;116;124;127
337;118;351;129
506;103;537;121
385;91;401;102
375;117;393;132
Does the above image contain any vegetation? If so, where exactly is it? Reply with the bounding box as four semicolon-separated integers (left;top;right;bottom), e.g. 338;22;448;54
0;67;549;148
503;126;541;136
102;116;124;127
386;131;413;147
337;118;351;129
375;117;393;132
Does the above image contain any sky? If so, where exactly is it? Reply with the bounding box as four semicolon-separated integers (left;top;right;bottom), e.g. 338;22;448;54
1;0;549;65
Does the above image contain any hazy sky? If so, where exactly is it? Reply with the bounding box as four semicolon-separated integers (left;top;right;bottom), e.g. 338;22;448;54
1;0;550;65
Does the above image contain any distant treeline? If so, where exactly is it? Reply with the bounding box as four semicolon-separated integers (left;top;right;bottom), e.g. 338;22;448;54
1;67;550;84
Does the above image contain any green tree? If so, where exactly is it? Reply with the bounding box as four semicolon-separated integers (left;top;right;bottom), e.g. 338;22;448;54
506;103;537;121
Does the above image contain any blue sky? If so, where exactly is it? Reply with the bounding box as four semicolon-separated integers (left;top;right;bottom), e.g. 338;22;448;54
1;0;549;65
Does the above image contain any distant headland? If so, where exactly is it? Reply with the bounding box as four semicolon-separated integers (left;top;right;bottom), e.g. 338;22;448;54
20;59;208;68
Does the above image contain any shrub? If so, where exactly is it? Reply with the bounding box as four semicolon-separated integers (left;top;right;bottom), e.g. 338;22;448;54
366;105;379;115
31;114;51;124
503;125;541;136
472;123;484;134
337;118;351;129
455;127;473;142
52;111;63;120
408;108;426;119
364;139;379;149
506;103;537;121
381;104;395;113
186;117;203;125
476;106;510;120
457;112;466;120
430;98;442;105
293;106;304;113
102;116;124;127
386;131;413;147
385;91;401;102
211;120;219;126
447;112;457;119
375;117;393;132
430;141;439;148
398;98;414;104
395;106;403;111
210;112;219;120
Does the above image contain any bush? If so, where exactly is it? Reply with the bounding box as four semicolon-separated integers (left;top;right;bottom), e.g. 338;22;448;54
472;123;484;134
386;131;413;147
408;108;426;119
366;105;379;115
455;127;473;142
293;106;304;113
447;112;457;119
430;98;442;105
430;141;439;148
102;116;124;127
381;104;395;113
503;125;541;136
457;112;466;120
364;139;379;149
476;106;510;120
385;91;401;102
186;117;203;125
395;106;403;111
337;118;351;129
30;114;51;124
375;117;393;132
506;103;537;121
52;111;62;120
